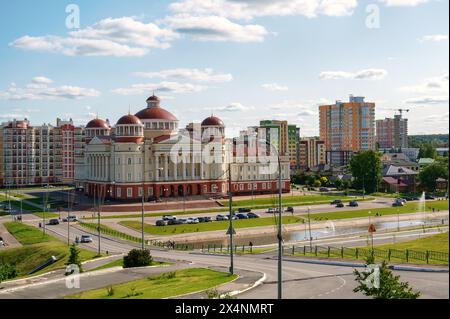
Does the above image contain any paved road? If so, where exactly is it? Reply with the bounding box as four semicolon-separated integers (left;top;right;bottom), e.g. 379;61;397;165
3;214;448;299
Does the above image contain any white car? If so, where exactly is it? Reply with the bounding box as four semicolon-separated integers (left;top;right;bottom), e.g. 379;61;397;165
216;214;229;221
187;218;199;224
162;215;177;221
63;215;78;222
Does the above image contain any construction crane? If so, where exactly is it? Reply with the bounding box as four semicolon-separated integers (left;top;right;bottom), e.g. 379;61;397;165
396;108;410;117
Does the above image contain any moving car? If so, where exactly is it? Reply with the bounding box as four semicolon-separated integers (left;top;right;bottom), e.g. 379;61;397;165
238;207;251;213
392;199;404;207
48;219;59;225
63;215;77;222
348;200;359;207
155;220;167;226
330;199;342;205
247;212;260;219
80;235;93;243
216;214;229;221
285;206;294;213
336;202;345;208
266;208;275;214
236;213;249;219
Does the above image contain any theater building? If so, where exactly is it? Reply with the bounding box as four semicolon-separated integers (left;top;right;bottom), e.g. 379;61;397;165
81;95;290;200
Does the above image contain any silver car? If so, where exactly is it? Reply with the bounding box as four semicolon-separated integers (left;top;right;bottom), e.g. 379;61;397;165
216;214;229;221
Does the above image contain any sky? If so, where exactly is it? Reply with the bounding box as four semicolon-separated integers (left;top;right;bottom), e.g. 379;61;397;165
0;0;448;138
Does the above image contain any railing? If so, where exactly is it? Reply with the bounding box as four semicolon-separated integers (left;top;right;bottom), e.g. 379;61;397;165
285;245;449;264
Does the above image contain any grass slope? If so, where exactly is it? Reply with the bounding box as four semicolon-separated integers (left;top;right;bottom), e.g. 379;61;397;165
0;222;97;276
375;232;449;252
67;268;237;299
121;215;304;236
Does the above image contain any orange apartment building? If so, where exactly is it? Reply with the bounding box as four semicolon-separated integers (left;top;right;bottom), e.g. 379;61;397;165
319;95;375;166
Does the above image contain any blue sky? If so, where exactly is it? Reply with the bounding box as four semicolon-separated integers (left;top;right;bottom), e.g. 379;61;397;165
0;0;448;137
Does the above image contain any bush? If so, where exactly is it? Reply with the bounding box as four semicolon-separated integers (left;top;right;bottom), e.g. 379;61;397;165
123;249;153;268
66;243;83;274
0;263;17;282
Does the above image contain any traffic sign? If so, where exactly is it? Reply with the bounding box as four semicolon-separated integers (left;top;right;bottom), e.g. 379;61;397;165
368;224;376;233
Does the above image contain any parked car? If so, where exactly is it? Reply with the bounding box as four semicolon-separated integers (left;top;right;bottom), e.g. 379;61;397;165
155;220;167;226
187;218;199;224
392;200;404;207
48;219;59;225
319;187;330;192
168;219;183;225
397;198;407;203
80;235;93;243
216;214;229;221
330;199;342;205
162;215;176;221
63;215;77;222
247;212;260;219
238;207;252;213
198;216;212;223
348;200;359;207
177;218;188;224
285;206;294;213
425;195;436;200
336;202;345;208
236;213;249;219
266;208;275;214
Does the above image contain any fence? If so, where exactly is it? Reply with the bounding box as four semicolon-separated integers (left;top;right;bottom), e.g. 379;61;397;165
286;245;449;265
201;244;255;254
78;221;193;251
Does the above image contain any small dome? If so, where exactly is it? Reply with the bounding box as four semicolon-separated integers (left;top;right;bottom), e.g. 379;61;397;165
201;116;224;127
116;114;142;125
86;118;109;129
146;94;160;102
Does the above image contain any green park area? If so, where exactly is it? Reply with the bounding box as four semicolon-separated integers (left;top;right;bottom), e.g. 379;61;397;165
375;231;449;252
120;215;304;236
308;200;448;221
67;268;237;299
0;222;98;278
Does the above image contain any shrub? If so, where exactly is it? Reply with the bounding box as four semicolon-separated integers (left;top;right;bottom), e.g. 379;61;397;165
66;243;83;274
123;249;152;268
106;285;115;296
0;263;17;282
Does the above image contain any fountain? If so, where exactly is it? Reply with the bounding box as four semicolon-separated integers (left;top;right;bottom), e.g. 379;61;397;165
418;191;426;213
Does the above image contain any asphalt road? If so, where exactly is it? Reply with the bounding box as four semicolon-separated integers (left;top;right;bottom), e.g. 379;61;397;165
3;214;447;299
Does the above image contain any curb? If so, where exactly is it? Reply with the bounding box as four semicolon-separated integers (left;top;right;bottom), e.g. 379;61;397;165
282;257;449;273
227;272;267;297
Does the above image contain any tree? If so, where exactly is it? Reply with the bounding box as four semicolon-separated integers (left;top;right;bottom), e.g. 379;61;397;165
350;150;382;194
313;179;322;188
333;179;343;189
123;249;153;268
418;143;437;159
67;243;83;273
320;176;329;187
0;263;17;283
419;162;448;191
354;256;420;299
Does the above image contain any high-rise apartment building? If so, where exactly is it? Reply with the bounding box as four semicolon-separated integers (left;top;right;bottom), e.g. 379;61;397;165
0;118;84;187
319;95;376;166
376;114;408;149
299;137;326;170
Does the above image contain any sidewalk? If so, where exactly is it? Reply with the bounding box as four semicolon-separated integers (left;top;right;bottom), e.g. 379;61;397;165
0;221;21;248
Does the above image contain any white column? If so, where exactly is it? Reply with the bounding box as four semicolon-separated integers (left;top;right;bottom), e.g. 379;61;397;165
164;154;169;180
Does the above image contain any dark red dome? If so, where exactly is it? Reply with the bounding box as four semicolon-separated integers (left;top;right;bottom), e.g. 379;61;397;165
116;114;142;125
86;118;109;129
146;94;160;102
201;116;224;127
135;106;178;121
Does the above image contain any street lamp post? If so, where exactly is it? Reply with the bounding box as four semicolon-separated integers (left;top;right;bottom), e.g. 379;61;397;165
228;163;234;275
307;206;312;249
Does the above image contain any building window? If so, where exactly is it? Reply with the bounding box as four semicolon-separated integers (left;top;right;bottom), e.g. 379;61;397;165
148;187;153;196
127;188;133;198
138;187;143;197
128;158;132;165
127;172;132;181
116;187;121;198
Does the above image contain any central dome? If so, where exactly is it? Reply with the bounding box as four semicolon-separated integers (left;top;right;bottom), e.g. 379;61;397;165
134;94;178;121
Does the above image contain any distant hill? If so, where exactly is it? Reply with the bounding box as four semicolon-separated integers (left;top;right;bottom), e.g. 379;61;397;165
408;134;449;148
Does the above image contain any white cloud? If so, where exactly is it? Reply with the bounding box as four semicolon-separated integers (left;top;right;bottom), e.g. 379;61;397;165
169;0;358;20
262;83;289;91
404;96;449;105
419;34;449;42
0;78;100;100
399;73;449;94
319;68;388;80
379;0;429;7
214;102;255;112
10;17;177;57
133;68;233;82
162;15;268;42
112;81;206;95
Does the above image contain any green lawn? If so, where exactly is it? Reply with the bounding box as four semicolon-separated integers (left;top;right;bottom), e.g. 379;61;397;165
32;212;61;219
0;222;98;277
220;194;367;209
307;200;448;221
0;195;41;212
66;268;237;299
120;215;304;236
88;259;169;272
375;232;449;252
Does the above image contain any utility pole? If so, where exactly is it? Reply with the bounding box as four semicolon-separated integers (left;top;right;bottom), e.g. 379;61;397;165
67;189;71;246
277;149;283;300
228;163;234;275
97;185;103;255
307;206;312;249
141;150;145;250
